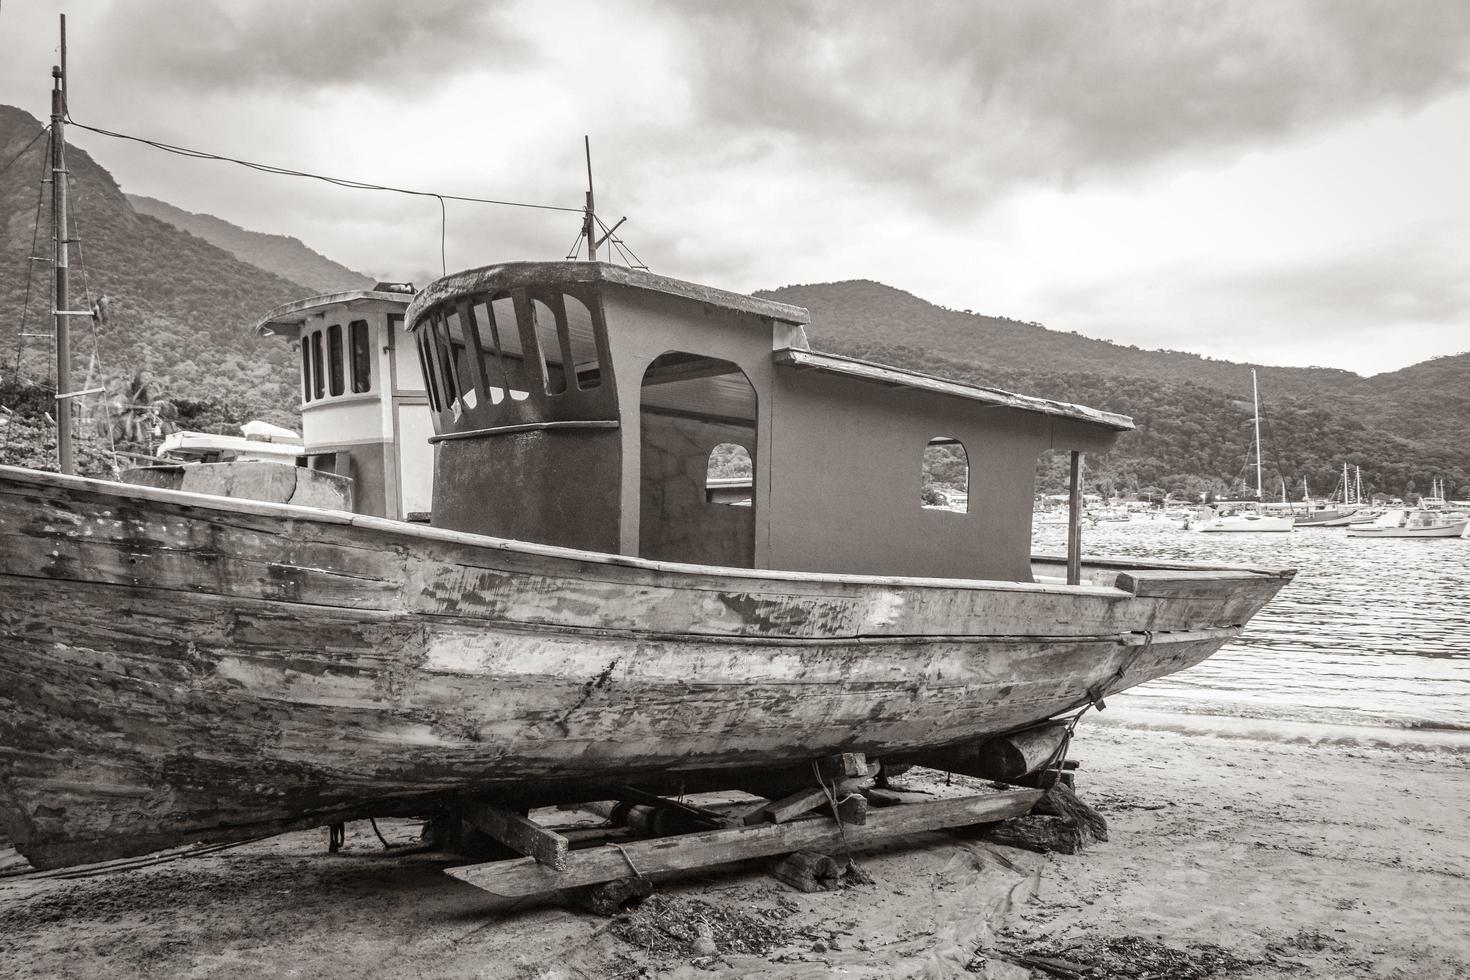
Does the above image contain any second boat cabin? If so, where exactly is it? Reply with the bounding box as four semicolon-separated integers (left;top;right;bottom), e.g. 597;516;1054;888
405;262;1132;583
252;283;433;521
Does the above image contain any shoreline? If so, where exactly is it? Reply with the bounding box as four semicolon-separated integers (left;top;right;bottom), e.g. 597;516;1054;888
3;720;1467;978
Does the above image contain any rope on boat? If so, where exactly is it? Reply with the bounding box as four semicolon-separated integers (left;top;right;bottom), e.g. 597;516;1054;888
811;760;859;871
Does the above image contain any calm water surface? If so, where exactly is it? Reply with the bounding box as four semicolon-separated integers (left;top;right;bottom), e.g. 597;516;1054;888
1033;516;1470;735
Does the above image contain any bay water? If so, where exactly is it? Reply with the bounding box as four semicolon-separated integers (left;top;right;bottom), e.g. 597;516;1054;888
1033;516;1470;747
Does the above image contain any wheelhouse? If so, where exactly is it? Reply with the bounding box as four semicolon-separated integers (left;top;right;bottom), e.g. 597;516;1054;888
254;283;433;520
406;262;1132;582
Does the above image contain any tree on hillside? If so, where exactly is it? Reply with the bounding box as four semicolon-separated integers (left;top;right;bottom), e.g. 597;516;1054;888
106;371;177;454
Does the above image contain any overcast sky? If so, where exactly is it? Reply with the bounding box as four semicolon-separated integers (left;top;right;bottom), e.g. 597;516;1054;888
4;1;1470;375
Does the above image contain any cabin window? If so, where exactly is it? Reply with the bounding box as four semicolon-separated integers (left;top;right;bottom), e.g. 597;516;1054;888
327;324;345;397
432;312;462;408
706;443;753;506
564;295;602;390
417;331;442;411
300;340;312;403
921;437;969;513
441;308;477;409
350;320;371;393
489;293;531;400
532;299;568;396
310;330;325;401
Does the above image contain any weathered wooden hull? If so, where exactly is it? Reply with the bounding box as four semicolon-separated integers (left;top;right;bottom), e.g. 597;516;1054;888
0;466;1293;868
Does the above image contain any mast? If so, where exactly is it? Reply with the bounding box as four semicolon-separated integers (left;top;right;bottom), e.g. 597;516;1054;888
49;23;74;475
1252;368;1263;500
1355;465;1362;504
582;135;596;262
1343;461;1350;505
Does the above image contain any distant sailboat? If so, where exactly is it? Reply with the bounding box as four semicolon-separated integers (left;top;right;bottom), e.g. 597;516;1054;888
1196;369;1294;533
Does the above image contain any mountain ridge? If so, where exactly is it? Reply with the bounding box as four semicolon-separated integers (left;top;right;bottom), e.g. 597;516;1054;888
126;194;375;295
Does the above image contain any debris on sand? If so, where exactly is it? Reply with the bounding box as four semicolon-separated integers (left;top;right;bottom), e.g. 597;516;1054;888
607;894;795;960
1000;935;1260;979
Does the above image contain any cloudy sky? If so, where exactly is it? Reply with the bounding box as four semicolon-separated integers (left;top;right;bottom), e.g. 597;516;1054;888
3;0;1470;375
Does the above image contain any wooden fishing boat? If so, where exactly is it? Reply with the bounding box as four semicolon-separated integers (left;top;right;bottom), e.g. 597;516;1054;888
0;262;1294;870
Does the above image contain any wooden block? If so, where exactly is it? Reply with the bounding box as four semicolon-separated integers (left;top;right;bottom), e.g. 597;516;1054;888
463;801;570;871
447;787;1042;898
836;793;868;826
574;875;654;916
762;787;830;824
771;850;846;893
863;788;933;808
816;752;869;779
979;814;1084;855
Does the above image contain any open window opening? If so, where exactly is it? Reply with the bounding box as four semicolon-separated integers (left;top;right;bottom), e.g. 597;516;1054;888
640;352;757;567
706;444;753;506
922;436;969;513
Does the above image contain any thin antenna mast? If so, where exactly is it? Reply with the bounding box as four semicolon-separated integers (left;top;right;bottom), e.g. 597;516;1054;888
50;14;74;474
582;136;596;262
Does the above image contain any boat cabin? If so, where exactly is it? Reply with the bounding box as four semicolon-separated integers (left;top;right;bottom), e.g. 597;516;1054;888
253;283;433;521
406;262;1132;582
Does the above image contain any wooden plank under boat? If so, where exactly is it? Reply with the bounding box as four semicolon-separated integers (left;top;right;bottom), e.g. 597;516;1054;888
0;465;1292;870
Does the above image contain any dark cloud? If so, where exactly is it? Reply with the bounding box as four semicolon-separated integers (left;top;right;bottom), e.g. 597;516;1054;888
672;1;1470;209
92;0;526;93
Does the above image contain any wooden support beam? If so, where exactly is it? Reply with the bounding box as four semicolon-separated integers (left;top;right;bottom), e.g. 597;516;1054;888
446;787;1041;898
761;787;831;824
462;801;570;871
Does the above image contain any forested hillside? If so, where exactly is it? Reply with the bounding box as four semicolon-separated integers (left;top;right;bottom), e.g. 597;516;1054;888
760;282;1470;499
128;194;374;295
3;98;1465;499
1;105;308;473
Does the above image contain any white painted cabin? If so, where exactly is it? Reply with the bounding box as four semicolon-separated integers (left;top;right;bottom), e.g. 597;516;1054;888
252;284;433;520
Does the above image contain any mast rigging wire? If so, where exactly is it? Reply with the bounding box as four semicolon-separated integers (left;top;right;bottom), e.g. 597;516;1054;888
63;115;584;214
62;115;651;273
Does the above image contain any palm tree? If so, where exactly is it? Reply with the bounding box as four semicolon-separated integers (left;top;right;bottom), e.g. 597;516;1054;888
106;372;177;455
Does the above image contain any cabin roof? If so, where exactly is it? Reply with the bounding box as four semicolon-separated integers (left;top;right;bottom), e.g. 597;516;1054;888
404;261;811;329
773;348;1135;431
253;289;416;337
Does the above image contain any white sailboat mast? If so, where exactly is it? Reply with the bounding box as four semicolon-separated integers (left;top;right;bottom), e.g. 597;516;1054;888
1252;369;1263;500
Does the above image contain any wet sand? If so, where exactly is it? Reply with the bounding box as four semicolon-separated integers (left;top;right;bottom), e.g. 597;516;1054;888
3;722;1466;978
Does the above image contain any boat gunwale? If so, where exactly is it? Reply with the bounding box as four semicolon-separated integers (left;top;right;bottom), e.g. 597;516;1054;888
0;465;1296;594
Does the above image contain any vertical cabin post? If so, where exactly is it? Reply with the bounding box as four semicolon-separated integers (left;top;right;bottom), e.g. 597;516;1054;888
1066;451;1083;585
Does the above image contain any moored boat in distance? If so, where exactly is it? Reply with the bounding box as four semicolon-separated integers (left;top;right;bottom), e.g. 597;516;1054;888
1193;503;1295;533
0;261;1295;871
1346;508;1470;538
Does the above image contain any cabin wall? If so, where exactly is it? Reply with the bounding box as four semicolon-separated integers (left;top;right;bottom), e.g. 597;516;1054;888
433;429;623;552
766;369;1060;581
638;411;755;567
605;286;778;562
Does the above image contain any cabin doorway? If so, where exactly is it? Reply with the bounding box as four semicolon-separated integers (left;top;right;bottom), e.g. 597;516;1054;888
639;352;757;567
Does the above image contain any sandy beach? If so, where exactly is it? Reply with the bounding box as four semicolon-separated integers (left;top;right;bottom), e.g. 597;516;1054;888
3;719;1466;979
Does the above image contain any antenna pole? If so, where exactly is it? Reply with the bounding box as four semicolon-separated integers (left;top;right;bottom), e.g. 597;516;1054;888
50;24;74;475
1251;369;1262;501
582;135;597;262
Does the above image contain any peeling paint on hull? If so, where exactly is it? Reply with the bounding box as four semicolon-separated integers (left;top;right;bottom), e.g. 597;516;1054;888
0;466;1293;868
